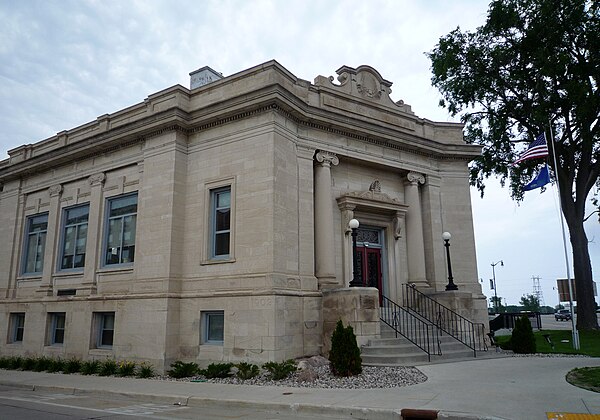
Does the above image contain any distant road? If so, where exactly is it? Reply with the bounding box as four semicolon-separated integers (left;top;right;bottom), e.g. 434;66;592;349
540;313;600;330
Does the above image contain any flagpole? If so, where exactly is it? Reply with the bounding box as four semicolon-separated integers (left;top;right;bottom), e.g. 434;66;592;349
547;121;580;350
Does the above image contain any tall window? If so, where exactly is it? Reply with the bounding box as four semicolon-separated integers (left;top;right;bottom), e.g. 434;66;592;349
202;311;224;344
9;313;25;343
49;313;65;345
23;214;48;274
104;194;137;266
210;187;230;258
60;205;89;270
93;312;115;348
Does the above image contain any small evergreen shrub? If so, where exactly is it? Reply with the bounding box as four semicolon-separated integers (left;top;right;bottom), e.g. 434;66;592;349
63;358;82;374
8;356;23;370
81;360;100;375
0;357;9;369
34;356;52;372
329;320;362;376
235;362;259;380
136;362;155;379
21;356;37;371
167;361;199;379
117;360;137;377
98;359;118;376
511;316;537;354
263;360;296;380
47;358;65;373
199;362;234;379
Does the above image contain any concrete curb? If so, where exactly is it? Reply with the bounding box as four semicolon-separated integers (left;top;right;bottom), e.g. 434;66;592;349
0;378;506;420
187;397;401;420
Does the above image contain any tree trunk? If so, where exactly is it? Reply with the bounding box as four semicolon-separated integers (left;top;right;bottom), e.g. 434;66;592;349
566;215;599;331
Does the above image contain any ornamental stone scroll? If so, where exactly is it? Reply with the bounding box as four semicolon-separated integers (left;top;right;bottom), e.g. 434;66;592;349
315;150;339;167
406;171;425;186
88;172;106;187
48;184;63;198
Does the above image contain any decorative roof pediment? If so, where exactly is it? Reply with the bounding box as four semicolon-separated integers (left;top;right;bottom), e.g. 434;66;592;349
337;187;407;216
314;65;414;115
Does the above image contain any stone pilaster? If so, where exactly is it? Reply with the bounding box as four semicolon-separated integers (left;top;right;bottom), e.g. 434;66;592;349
37;184;63;295
404;172;427;286
338;203;356;287
314;150;339;286
81;172;105;294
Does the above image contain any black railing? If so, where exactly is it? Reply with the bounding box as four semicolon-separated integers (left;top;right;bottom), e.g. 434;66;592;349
380;295;441;362
403;284;487;356
489;312;542;332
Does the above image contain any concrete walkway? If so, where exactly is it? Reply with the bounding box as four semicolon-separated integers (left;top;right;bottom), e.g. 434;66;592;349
1;356;599;420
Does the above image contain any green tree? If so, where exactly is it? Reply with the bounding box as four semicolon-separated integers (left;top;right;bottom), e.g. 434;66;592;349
489;296;505;313
428;0;599;330
329;320;362;376
511;316;537;354
520;294;541;312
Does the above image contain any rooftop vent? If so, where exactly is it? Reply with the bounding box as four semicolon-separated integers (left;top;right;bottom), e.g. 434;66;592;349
189;66;223;89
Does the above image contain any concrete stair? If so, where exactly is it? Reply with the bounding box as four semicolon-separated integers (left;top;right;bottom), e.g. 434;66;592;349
361;323;483;366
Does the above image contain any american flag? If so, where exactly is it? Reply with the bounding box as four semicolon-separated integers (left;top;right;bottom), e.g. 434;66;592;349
513;132;549;164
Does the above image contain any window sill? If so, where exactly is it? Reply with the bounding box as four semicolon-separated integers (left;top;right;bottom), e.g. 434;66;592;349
200;258;236;266
16;275;42;282
97;266;134;274
53;270;84;278
88;348;113;356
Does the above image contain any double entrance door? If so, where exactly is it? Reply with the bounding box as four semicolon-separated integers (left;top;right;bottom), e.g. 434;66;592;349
355;228;383;300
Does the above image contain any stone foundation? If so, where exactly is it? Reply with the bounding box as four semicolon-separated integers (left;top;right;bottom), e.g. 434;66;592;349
322;287;380;355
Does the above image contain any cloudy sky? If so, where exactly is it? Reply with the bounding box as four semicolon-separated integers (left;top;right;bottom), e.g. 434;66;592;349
1;0;598;308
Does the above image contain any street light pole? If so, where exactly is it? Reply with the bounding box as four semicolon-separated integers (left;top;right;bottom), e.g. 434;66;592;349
442;232;458;291
491;260;504;314
348;219;362;287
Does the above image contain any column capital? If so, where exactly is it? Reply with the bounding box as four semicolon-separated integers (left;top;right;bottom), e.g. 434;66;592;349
406;171;425;185
88;172;106;186
315;150;339;167
48;184;63;198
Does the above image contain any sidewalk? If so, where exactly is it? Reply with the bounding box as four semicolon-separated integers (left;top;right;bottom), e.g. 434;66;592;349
1;356;599;419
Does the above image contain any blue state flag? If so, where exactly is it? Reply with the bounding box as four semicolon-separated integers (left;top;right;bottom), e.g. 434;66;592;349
523;164;550;191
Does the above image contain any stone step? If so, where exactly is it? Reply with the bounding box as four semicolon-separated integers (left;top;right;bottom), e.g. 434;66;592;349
360;319;485;366
361;352;430;365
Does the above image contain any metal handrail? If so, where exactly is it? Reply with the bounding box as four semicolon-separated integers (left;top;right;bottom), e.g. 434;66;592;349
380;295;441;362
403;284;487;355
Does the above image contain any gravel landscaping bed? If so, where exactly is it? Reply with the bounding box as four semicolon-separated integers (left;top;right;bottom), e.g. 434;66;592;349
155;356;428;389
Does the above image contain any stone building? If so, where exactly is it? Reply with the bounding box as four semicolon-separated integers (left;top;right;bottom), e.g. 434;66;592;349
0;61;487;371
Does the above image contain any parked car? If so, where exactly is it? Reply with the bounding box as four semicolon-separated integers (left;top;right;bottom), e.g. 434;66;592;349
555;309;572;321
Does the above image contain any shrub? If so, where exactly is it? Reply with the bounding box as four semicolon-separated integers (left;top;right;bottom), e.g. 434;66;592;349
263;360;296;380
47;358;65;373
34;356;53;372
199;362;233;379
117;360;137;377
81;360;100;375
98;359;118;376
21;356;38;371
63;358;82;374
136;362;155;379
329;320;362;376
167;361;199;379
8;356;23;370
511;316;537;354
0;357;9;369
235;362;259;380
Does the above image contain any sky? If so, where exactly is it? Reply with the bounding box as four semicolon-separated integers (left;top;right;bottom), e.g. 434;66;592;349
0;0;598;308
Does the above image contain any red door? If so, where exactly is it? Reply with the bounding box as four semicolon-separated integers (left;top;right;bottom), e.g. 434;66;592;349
356;246;383;301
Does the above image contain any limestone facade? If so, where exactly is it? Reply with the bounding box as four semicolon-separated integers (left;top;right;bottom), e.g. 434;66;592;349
0;61;487;371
